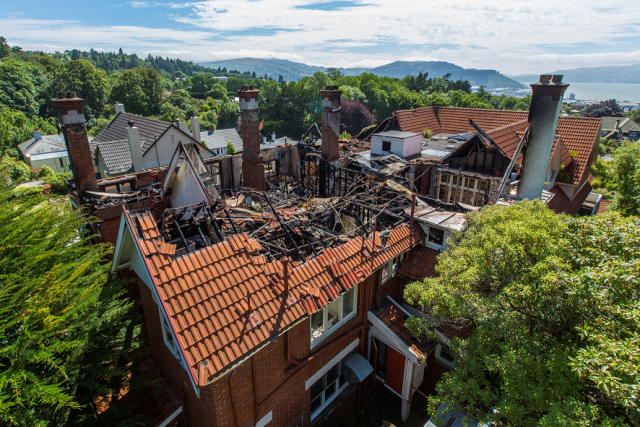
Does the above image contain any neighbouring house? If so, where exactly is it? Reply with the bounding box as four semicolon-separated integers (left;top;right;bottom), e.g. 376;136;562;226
600;116;640;141
200;126;243;155
618;101;639;112
17;129;79;173
53;75;604;426
91;105;217;178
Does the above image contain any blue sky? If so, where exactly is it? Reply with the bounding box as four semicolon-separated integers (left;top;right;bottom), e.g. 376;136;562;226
2;0;640;74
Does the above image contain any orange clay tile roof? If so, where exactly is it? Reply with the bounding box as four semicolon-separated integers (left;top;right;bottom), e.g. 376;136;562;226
394;107;601;186
395;107;441;134
375;300;433;361
397;246;440;281
486;119;529;161
130;212;423;384
597;199;611;214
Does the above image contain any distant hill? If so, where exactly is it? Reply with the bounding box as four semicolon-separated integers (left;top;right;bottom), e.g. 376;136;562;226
510;64;640;84
199;58;524;88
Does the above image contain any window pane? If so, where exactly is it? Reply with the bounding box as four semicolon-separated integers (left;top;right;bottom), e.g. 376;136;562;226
310;376;325;401
440;174;446;183
381;262;389;279
342;287;355;317
327;299;340;331
428;227;444;245
468;178;475;189
327;364;340;386
311;395;323;413
311;311;324;342
479;181;487;191
451;175;457;185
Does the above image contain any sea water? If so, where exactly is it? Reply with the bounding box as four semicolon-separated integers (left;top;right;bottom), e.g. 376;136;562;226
563;82;640;103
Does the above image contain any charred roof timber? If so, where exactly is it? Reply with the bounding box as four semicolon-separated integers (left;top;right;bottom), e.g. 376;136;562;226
131;180;413;264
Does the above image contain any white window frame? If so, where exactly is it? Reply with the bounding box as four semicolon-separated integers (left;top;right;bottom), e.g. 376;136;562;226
381;254;404;283
631;132;637;137
434;343;455;369
309;351;353;419
424;225;446;251
310;285;357;347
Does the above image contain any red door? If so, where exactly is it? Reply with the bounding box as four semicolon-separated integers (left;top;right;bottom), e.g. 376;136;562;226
385;346;406;396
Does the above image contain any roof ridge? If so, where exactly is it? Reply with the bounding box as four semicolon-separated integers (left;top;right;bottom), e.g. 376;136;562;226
486;119;530;134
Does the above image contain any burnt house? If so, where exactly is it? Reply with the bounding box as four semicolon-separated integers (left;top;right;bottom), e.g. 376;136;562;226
53;76;604;426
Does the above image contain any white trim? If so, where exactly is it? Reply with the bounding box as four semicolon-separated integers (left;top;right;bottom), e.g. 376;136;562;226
310;285;358;348
434;343;455;369
255;410;273;427
157;406;183;427
305;338;360;390
367;304;420;364
29;151;68;161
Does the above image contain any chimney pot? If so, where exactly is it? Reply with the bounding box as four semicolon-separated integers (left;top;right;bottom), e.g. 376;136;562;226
67;91;76;99
552;75;563;84
209;124;215;132
176;119;180;126
539;75;552;84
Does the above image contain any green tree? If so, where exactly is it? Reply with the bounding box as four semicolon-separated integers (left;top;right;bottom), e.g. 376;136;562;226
325;67;344;80
56;60;108;126
339;85;366;102
404;201;635;426
0;36;10;58
226;142;236;154
208;84;227;100
217;98;240;129
109;68;163;116
0;59;48;117
0;105;58;157
0;159;146;426
611;140;640;216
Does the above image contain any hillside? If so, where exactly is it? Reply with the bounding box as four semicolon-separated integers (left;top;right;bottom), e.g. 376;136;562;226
511;64;640;84
199;58;524;88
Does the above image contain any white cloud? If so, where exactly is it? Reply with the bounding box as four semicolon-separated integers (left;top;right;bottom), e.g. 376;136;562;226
2;1;640;74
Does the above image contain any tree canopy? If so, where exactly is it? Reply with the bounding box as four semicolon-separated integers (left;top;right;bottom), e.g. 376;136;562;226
0;158;147;426
404;201;638;426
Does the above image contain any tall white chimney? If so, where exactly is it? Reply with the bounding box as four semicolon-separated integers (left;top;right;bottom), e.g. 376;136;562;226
126;124;143;173
114;103;125;115
271;132;276;143
519;75;568;200
191;116;201;143
33;128;42;141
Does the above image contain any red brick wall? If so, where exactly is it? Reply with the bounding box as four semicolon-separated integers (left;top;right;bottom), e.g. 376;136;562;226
140;268;380;427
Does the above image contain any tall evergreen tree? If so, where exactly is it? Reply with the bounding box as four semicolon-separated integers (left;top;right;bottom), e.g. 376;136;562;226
0;160;146;426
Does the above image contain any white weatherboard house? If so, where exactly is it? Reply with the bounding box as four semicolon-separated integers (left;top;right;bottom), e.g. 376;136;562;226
371;131;423;158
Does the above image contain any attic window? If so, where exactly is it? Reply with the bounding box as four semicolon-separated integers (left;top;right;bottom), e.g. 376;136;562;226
382;141;391;152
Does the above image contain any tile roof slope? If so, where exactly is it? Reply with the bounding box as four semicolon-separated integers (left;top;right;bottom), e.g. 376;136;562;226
97;139;145;175
376;300;433;360
486;119;529;160
132;212;423;382
395;107;441;134
435;107;528;134
94;112;192;152
555;117;601;184
397;246;440;281
395;107;601;186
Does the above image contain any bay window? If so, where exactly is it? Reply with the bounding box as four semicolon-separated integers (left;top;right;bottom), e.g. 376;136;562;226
310;285;357;346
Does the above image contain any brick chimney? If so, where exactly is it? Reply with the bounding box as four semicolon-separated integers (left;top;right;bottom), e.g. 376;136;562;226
320;86;342;162
52;91;97;194
519;75;568;200
237;85;264;190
